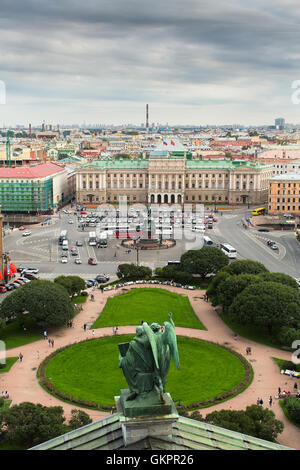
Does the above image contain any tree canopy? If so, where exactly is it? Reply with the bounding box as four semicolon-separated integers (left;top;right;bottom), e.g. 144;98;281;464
117;263;152;280
217;274;259;311
228;281;300;333
258;272;299;290
54;275;85;298
180;247;229;279
0;280;74;328
205;405;283;442
228;260;269;276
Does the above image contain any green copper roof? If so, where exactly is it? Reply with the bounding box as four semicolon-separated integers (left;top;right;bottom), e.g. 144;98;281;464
186;159;272;170
29;414;292;451
79;158;149;170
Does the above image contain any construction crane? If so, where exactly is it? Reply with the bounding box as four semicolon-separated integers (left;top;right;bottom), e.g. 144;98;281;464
6;130;11;168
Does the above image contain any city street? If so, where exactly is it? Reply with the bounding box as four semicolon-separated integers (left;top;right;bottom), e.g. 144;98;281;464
3;207;300;281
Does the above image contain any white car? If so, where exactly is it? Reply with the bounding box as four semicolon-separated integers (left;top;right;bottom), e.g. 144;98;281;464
75;258;82;264
61;257;68;263
68;219;74;224
22;230;32;236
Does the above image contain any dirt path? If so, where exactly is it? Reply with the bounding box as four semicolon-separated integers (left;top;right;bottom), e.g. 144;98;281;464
1;284;299;448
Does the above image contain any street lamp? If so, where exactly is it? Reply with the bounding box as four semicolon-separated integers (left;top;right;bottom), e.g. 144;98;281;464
133;236;141;266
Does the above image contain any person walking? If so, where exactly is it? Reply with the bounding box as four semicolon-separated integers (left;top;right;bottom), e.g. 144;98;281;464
294;382;298;392
92;329;95;337
51;339;54;348
269;396;273;407
256;398;260;406
260;398;263;406
43;330;47;340
83;323;87;332
19;353;23;363
48;338;52;347
278;387;281;395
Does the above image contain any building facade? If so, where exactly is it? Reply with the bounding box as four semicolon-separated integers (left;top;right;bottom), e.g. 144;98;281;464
75;151;273;206
0;163;71;213
268;173;300;215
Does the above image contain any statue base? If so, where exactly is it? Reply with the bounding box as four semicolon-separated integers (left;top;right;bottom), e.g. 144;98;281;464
115;390;179;448
118;389;173;418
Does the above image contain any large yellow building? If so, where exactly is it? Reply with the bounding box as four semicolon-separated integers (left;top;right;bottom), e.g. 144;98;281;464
268;174;300;215
75;150;273;206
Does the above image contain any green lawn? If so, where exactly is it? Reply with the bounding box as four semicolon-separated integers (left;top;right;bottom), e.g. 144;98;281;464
219;312;286;350
0;357;18;373
43;335;247;408
0;317;43;350
72;295;88;304
92;288;205;330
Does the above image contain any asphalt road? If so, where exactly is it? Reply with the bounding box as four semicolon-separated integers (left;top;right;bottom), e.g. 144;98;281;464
3;208;300;280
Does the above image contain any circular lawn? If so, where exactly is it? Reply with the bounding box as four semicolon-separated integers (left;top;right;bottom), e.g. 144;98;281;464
41;335;250;409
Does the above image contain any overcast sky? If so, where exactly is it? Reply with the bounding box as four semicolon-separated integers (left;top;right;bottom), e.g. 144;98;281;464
1;0;300;126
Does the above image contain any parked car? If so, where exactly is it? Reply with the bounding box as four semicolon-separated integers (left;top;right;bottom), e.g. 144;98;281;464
18;277;31;283
68;219;74;224
88;258;98;265
96;274;110;282
11;282;20;288
18;226;26;231
20;272;38;281
75;258;82;264
4;283;15;291
258;228;270;232
270;244;279;250
21;267;39;274
61;257;68;263
0;286;7;293
14;280;25;286
22;230;32;236
85;279;96;287
76;240;83;246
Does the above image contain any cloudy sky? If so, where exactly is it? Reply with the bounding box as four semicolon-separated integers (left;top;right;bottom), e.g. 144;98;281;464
1;0;300;126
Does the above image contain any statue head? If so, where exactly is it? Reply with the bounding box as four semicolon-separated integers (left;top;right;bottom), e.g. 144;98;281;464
136;326;144;336
150;323;161;333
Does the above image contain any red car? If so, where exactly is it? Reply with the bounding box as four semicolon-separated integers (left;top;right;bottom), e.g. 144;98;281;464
213;217;218;222
19;226;26;230
88;257;98;265
0;286;7;293
14;280;25;285
80;211;87;214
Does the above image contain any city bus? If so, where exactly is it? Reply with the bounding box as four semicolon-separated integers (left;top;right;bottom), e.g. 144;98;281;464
252;207;265;216
88;231;97;246
220;243;237;259
114;229;142;239
59;230;67;245
99;231;108;248
203;236;213;246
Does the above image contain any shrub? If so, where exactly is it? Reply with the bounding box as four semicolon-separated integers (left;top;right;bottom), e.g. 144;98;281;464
284;397;300;424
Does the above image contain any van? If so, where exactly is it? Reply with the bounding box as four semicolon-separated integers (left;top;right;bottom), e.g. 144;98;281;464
62;240;69;250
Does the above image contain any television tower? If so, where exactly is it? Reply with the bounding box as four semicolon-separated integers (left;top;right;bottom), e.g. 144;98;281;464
146;104;149;130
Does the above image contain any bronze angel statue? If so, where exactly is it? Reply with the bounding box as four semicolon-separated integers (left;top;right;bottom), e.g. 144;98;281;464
118;312;180;402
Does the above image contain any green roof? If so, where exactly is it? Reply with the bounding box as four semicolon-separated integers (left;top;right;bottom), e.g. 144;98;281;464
29;414;292;451
186;159;272;170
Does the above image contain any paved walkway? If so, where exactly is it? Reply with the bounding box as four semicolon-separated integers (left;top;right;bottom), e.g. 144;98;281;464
1;284;299;448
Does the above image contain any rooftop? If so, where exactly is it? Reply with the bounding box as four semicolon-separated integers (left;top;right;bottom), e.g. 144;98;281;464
29;414;292;451
271;173;300;181
0;163;66;179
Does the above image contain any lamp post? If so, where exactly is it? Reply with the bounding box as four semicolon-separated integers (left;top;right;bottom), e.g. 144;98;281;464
133;236;140;266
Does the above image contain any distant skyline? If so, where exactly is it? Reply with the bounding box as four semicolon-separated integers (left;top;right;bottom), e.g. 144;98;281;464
1;0;300;126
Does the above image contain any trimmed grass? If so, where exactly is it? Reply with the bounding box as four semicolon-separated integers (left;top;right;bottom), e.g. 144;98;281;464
92;288;205;330
72;295;88;304
219;312;286;350
0;317;42;350
43;335;247;408
0;357;18;373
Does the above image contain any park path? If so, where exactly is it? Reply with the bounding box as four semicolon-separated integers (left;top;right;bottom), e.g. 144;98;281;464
1;284;299;449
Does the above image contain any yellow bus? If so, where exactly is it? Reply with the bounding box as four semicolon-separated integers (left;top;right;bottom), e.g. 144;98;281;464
252;207;266;216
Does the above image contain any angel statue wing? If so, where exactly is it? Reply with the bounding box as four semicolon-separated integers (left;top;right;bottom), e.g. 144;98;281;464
142;322;159;370
163;312;180;370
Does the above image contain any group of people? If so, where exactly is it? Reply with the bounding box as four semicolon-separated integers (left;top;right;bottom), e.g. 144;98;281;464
277;384;300;397
48;338;55;348
1;390;9;399
257;397;273;407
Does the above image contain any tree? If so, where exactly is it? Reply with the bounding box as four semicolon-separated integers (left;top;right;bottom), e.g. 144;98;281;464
217;274;259;311
205;405;283;442
284;397;300;424
69;409;92;430
258;272;299;290
228;260;269;276
117;264;152;280
206;270;232;302
54;275;85;298
0;281;74;328
155;265;192;283
277;326;300;347
180;247;229;279
0;402;66;448
228;282;300;334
